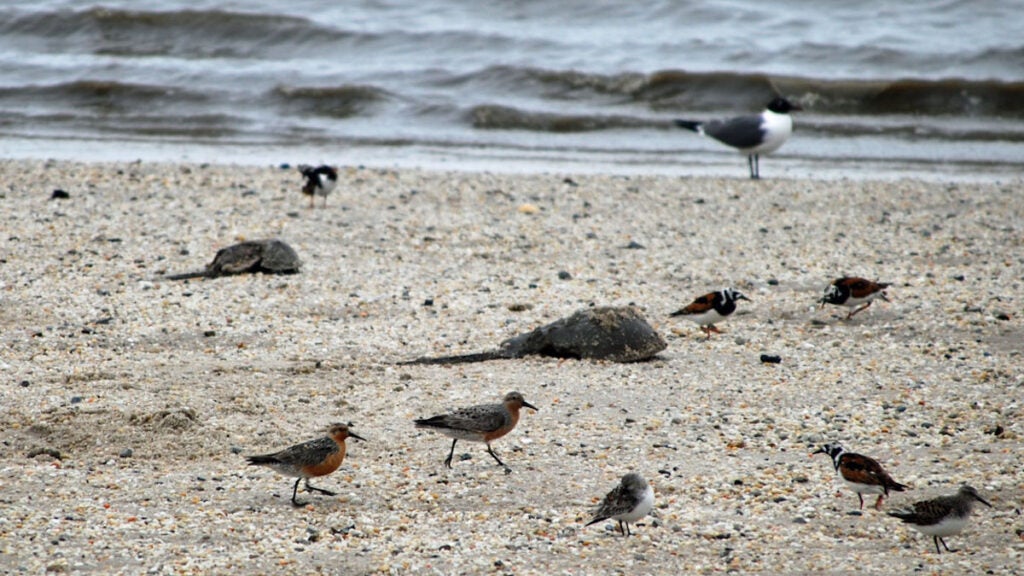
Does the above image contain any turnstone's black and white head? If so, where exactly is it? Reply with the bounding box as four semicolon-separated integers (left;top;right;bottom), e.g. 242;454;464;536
585;473;655;537
811;442;908;511
819;276;891;319
887;485;992;554
670;288;750;337
298;164;338;208
674;97;802;179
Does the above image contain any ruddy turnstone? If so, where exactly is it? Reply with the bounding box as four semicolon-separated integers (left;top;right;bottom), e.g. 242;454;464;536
675;97;802;179
246;423;365;507
585;473;655;537
414;391;537;474
298;164;338;208
670;288;750;336
887;485;992;553
812;442;908;510
819;276;891;319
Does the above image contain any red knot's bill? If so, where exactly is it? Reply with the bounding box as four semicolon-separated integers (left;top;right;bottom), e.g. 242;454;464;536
811;442;908;510
246;423;364;506
586;473;655;537
414;391;537;474
887;485;991;554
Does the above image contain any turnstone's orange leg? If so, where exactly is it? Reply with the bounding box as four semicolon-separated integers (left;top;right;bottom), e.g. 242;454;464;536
708;325;722;334
847;302;872;319
875;494;885;511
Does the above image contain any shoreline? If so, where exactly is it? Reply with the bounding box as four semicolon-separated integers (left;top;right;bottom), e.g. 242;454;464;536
1;158;1021;574
2;139;1022;184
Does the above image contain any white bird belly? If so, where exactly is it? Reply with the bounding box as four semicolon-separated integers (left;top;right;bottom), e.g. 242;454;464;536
745;111;792;155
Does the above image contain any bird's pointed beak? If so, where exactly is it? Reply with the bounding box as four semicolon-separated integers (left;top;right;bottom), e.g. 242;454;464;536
809;447;825;458
522;400;539;412
738;294;751;302
348;431;367;442
976;494;992;507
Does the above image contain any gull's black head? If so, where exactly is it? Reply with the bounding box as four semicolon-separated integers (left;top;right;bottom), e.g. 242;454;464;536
767;97;802;114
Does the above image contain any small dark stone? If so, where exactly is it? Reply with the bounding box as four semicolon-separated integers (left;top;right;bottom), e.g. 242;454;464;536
792;517;808;524
423;298;434;307
760;354;782;364
562;177;578;186
624;240;645;250
70;396;83;404
119;448;133;458
279;163;291;170
557;270;572;280
996;312;1011;321
773;496;787;503
767;278;779;286
230;446;243;454
203;330;216;337
792;475;809;484
20;380;30;387
51;189;70;200
847;510;863;516
953;274;965;281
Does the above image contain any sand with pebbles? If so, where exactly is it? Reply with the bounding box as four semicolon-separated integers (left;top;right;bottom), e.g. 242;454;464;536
1;159;1022;574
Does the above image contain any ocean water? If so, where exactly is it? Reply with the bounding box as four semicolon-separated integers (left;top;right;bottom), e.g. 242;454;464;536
0;0;1021;179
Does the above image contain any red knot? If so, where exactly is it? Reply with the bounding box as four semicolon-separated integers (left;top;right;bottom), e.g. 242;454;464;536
414;391;537;474
246;423;364;506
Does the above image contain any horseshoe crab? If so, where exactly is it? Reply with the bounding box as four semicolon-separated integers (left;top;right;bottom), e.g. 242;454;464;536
165;239;301;280
401;306;666;365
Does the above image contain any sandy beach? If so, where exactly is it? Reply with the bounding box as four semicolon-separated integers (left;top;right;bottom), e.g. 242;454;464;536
1;159;1021;574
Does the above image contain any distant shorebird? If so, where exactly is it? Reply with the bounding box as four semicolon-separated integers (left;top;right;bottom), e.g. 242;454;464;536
888;485;992;554
812;442;908;510
675;97;801;179
414;391;537;474
820;277;891;319
246;423;364;506
298;164;338;208
670;288;749;336
585;473;655;537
